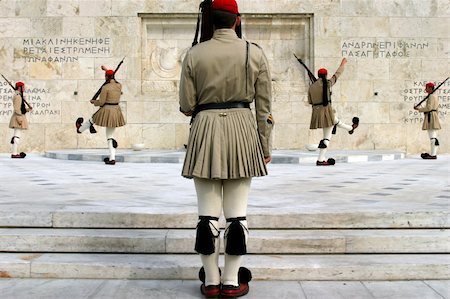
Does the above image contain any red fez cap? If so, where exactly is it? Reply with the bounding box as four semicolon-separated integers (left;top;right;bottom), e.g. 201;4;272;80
105;69;114;76
212;0;239;14
318;68;328;76
15;82;25;88
425;82;435;89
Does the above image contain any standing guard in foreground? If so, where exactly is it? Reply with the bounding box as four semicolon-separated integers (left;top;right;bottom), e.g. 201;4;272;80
76;67;126;165
308;58;359;166
9;81;32;158
414;82;441;159
179;0;273;297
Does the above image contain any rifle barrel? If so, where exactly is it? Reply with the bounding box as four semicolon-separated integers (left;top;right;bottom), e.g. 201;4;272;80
90;57;125;101
293;54;317;83
1;74;32;109
414;76;449;108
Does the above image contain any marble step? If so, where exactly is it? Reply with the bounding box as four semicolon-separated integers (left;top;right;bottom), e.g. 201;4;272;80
44;149;405;164
1;210;447;229
1;253;447;280
0;228;447;254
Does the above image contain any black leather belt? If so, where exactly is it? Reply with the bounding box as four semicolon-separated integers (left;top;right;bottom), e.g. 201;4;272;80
192;102;250;118
426;109;437;123
102;103;119;107
313;102;330;106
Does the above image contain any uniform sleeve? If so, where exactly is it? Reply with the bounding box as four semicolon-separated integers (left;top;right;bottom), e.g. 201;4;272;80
254;49;273;157
417;97;434;113
13;94;22;115
179;52;197;114
94;85;108;107
329;64;345;87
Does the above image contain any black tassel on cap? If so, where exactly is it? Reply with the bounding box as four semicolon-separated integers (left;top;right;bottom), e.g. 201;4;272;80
195;216;219;255
321;76;329;107
225;217;247;255
192;0;214;47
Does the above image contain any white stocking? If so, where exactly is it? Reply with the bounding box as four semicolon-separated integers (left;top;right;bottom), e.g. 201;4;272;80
11;129;22;155
194;178;223;286
318;126;333;162
428;129;438;156
334;115;353;131
106;127;116;160
222;178;251;287
79;118;93;133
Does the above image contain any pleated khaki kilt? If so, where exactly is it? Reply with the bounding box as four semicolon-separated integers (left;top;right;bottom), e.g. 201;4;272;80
422;112;441;130
9;114;29;129
92;106;126;128
309;105;335;129
182;108;267;180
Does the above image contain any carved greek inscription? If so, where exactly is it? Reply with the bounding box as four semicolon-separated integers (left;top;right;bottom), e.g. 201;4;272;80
21;37;111;62
342;39;430;59
0;82;59;122
403;80;450;124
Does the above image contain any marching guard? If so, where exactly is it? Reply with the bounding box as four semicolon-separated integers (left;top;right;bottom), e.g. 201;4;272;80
76;67;126;165
9;81;32;159
179;0;273;297
414;82;441;159
308;58;359;166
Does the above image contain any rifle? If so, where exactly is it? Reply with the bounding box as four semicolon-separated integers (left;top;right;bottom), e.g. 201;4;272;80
90;57;125;101
414;76;449;108
293;54;317;84
1;73;33;112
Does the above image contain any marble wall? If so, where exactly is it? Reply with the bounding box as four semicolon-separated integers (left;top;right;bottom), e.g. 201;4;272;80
0;0;448;154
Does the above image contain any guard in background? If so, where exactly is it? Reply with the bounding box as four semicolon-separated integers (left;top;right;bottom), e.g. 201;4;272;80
414;82;441;159
179;0;273;297
76;68;126;165
9;81;32;158
308;58;359;166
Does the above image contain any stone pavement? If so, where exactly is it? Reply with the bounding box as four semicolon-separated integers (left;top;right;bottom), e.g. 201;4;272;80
0;279;448;299
0;150;448;299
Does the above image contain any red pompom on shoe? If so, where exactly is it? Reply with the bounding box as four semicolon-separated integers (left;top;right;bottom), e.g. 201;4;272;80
75;117;83;134
349;117;359;135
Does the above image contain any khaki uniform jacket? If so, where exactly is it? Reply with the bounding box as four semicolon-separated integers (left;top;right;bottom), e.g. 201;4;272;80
308;65;344;129
417;93;441;130
92;79;126;128
9;92;30;129
179;29;273;157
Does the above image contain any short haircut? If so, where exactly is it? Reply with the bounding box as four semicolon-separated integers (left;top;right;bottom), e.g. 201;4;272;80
212;9;237;29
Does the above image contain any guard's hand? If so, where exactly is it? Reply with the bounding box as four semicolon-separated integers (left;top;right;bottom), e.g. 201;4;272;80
341;58;347;65
90;100;95;104
264;156;272;164
413;105;419;110
179;107;193;116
